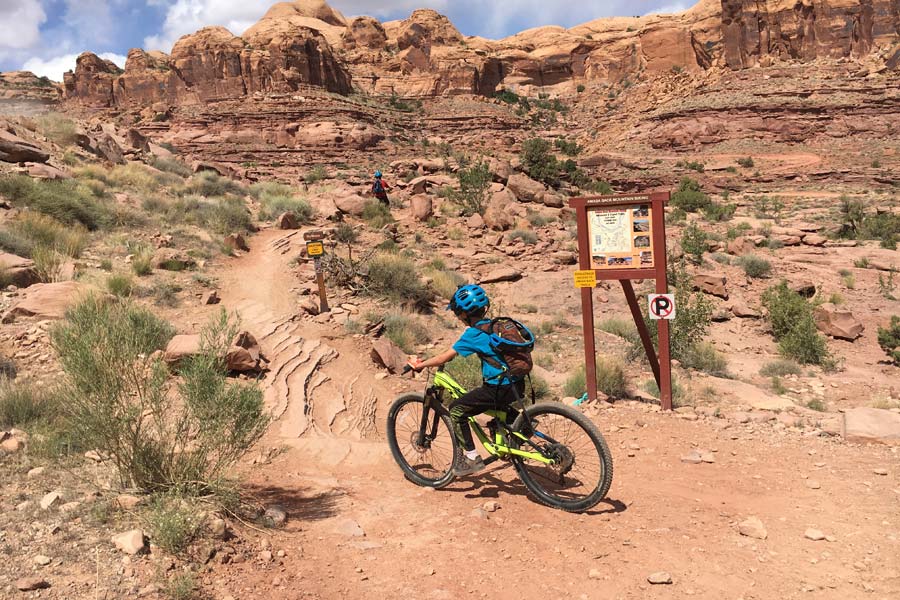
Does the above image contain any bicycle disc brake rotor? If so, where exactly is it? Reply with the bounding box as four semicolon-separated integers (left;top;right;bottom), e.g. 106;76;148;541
409;431;431;453
546;443;575;475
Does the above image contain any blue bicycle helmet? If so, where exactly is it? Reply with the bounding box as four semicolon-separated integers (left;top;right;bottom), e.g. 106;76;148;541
448;284;490;316
374;170;382;178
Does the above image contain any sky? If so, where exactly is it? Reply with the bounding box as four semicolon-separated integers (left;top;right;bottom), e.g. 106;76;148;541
0;0;691;82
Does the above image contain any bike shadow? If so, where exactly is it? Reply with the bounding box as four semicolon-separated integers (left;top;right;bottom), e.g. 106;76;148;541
241;483;345;523
448;464;627;516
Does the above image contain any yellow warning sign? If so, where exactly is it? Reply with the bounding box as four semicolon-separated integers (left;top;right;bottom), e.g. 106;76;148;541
573;270;597;288
306;241;324;257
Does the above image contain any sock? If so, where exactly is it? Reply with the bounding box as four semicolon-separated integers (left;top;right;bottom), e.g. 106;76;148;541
465;449;479;460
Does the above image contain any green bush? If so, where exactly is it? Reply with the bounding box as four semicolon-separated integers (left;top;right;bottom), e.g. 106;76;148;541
366;253;430;308
163;196;254;234
0;380;61;429
108;163;179;192
146;495;201;555
759;359;802;378
183;172;244;197
149;157;192;178
382;311;431;353
0;212;87;258
521;138;560;187
51;303;267;494
676;160;705;172
753;196;785;220
680;222;708;263
761;281;831;365
35;112;78;146
305;165;327;184
554;137;582;156
643;377;685;405
362;200;394;229
495;89;521;104
509;229;538;245
738;255;772;278
0;175;111;230
132;254;153;276
877;316;900;365
670;267;713;362
106;273;134;297
736;157;755;168
726;222;752;240
453;161;491;216
671;178;711;212
702;201;736;222
427;268;466;300
680;341;729;377
563;357;627;399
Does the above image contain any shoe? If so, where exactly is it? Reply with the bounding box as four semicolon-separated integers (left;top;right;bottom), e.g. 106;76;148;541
452;454;485;477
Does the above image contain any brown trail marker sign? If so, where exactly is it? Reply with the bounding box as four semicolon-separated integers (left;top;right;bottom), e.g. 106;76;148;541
303;229;329;313
568;192;674;410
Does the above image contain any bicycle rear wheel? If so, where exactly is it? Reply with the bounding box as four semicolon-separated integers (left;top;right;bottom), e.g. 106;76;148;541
511;403;613;512
386;393;457;488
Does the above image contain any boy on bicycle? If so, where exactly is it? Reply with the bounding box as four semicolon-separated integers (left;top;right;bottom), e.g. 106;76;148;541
409;284;526;477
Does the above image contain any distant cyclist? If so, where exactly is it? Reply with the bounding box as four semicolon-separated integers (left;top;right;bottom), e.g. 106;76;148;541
408;285;530;477
371;170;390;206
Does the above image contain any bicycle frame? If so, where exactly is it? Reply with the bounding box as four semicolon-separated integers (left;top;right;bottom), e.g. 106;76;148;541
425;368;554;466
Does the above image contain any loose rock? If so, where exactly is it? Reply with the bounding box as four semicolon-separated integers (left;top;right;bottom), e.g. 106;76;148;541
738;516;767;540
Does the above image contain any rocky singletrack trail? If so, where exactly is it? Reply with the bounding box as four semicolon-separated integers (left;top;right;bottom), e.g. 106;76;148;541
204;228;899;600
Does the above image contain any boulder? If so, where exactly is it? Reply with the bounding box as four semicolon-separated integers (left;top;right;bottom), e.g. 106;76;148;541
483;188;516;231
488;157;512;184
802;233;827;247
1;281;94;323
333;192;369;216
223;233;249;252
726;236;758;256
691;272;728;299
163;334;201;367
0;253;39;288
552;251;577;265
95;133;125;164
539;191;565;208
813;303;863;340
479;268;522;284
111;530;147;555
466;212;485;229
506;173;545;203
152;248;195;271
202;290;220;305
165;332;261;372
730;297;760;318
277;212;299;229
410;194;433;221
371;338;407;374
26;163;71;180
842;408;900;445
406;176;430;195
125;128;151;152
0;129;49;163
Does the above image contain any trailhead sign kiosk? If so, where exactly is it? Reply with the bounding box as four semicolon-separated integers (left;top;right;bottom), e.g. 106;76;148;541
568;192;674;410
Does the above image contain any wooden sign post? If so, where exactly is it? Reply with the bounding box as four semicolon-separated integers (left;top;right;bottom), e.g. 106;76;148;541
303;229;329;313
569;192;674;410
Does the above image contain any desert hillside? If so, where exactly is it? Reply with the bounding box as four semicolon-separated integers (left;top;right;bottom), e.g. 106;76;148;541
0;1;898;599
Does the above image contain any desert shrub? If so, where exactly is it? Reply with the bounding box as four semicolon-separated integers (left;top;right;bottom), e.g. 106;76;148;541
452;160;491;216
495;89;521;104
334;222;358;245
0;213;87;258
670;278;713;362
108;163;177;192
203;197;254;233
51;302;267;494
132;254;153;276
563;357;627;399
509;229;538;245
161;572;197;600
585;180;614;194
671;178;710;212
598;318;638;342
752;196;785;220
554;137;582;156
736;156;755;168
106;273;134;297
362;200;394;229
702;201;736;222
35;112;78;146
248;181;293;200
521;137;560;187
305;165;327;184
737;255;772;278
146;496;202;555
759;359;802;378
761;281;831;365
680;222;708;263
0;175;111;230
0;380;62;429
258;194;313;223
366;253;430;308
577;84;586;93
445;353;482;392
726;222;753;240
381;311;431;353
183;171;244;197
100;259;113;271
31;246;64;283
680;341;729;377
877;316;900;365
643;377;685;406
149;157;191;178
428;268;466;300
526;211;552;227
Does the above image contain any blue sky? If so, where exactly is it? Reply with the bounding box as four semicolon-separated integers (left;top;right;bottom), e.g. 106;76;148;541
0;1;690;81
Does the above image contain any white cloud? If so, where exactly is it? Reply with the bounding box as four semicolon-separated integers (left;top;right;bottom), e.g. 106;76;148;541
0;0;47;51
644;3;690;16
22;52;127;82
144;0;279;52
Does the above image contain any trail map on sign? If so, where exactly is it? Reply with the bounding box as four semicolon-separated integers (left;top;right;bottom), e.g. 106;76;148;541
588;204;654;270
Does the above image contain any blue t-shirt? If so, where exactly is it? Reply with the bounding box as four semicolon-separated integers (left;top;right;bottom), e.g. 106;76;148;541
452;320;519;385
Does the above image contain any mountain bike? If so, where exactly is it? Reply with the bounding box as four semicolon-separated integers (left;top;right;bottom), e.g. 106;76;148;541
386;366;613;513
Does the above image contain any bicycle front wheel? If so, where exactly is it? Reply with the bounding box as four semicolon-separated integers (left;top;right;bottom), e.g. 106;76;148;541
511;402;613;512
386;393;457;489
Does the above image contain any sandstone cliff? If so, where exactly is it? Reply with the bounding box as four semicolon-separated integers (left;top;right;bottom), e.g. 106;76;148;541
62;0;899;109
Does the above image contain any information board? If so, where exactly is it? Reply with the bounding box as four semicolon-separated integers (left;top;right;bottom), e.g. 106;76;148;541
588;203;653;270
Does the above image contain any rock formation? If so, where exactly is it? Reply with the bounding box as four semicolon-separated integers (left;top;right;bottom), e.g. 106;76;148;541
61;0;900;109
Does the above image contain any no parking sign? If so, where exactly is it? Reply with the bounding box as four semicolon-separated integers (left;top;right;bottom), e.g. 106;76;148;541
648;294;676;320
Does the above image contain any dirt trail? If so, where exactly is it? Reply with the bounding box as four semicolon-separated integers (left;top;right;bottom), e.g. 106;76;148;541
209;229;900;600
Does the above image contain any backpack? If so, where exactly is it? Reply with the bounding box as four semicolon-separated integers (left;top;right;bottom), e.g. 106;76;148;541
373;178;385;194
475;317;535;379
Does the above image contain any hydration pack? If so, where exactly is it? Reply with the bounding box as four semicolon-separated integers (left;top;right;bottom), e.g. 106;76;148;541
475;317;535;379
373;179;385;194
